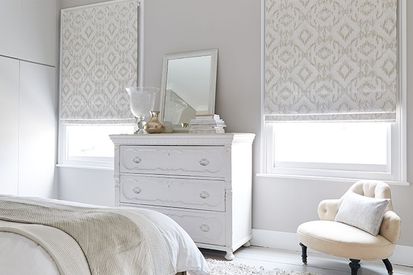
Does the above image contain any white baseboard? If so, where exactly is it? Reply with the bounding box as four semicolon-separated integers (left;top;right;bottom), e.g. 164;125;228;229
251;229;413;267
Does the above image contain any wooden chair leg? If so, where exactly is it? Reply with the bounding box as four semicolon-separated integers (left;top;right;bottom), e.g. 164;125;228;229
383;259;393;274
349;259;360;275
299;243;307;264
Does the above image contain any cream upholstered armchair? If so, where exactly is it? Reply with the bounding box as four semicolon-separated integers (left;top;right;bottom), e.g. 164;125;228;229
297;181;401;275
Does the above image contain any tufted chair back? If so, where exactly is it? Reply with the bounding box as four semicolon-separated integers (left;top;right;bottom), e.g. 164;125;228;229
348;180;393;211
318;180;400;243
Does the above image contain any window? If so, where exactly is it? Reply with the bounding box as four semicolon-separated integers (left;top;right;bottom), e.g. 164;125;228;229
58;1;141;169
262;0;406;183
59;124;134;168
263;121;403;181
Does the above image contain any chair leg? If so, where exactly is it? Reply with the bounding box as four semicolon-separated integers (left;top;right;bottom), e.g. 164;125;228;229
383;259;393;274
349;259;360;275
299;243;307;264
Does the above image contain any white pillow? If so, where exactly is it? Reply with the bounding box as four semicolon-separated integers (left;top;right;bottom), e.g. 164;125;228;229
335;192;389;236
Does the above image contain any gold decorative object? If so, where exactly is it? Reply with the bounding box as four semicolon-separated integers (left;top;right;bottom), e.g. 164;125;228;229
145;111;165;134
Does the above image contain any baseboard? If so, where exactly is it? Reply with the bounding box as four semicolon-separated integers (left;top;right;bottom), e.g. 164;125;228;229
251;229;300;252
251;229;413;267
391;244;413;267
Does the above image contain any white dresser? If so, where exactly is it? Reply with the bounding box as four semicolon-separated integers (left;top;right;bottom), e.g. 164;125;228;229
110;133;255;260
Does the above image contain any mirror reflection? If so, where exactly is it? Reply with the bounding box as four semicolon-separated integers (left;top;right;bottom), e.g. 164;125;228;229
161;49;218;129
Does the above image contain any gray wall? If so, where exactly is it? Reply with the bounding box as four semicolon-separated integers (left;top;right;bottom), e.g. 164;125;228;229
59;0;413;246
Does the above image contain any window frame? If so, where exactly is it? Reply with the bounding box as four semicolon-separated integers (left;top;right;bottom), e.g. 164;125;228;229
58;122;135;169
259;0;408;185
262;121;400;182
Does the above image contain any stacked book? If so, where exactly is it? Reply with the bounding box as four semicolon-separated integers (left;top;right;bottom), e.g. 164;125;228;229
189;114;226;134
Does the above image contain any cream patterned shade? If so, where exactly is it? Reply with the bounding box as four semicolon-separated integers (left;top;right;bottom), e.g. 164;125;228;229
60;0;139;122
264;0;399;121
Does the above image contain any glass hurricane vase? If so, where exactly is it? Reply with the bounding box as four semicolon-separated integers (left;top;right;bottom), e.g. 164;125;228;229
126;87;160;134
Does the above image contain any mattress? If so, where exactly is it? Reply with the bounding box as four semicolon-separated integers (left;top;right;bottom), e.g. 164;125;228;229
0;232;60;275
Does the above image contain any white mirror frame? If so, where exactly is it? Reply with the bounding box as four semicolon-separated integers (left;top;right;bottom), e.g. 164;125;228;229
160;49;218;131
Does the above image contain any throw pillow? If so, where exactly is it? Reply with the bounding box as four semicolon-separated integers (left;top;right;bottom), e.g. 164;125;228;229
335;192;389;235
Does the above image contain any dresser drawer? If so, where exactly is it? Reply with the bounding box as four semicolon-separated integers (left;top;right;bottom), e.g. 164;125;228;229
130;205;226;246
120;175;225;211
119;146;228;178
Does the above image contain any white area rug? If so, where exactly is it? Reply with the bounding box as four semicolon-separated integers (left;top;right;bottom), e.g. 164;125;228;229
207;259;314;275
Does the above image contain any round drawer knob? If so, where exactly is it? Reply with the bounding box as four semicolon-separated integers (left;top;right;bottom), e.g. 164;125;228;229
133;156;142;164
200;224;210;232
132;187;142;194
200;191;210;199
199;158;210;166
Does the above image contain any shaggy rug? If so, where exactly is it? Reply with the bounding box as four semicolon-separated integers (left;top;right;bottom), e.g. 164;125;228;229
207;259;315;275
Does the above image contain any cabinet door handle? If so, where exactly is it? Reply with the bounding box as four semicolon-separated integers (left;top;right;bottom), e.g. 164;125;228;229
200;191;210;199
133;156;142;164
199;158;210;166
200;224;210;232
132;187;142;194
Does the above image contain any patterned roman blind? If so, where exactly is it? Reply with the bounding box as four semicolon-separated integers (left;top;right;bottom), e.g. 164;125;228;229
264;0;399;121
60;0;138;123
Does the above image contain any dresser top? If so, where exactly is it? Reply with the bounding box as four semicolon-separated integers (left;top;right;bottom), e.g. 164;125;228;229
110;133;255;146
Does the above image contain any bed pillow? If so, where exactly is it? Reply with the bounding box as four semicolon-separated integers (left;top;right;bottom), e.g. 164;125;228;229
335;192;389;236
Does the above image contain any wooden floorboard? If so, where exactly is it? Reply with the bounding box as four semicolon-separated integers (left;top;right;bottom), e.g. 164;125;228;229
202;246;413;275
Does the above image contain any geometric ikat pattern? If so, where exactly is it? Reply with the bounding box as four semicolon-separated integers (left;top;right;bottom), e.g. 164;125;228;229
265;0;398;121
60;0;138;122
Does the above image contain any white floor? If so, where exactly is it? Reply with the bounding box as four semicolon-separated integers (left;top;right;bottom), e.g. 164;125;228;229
202;246;413;275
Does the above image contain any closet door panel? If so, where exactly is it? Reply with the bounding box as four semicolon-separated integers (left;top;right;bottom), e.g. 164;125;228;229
19;0;57;66
0;0;21;58
19;61;57;197
0;56;19;195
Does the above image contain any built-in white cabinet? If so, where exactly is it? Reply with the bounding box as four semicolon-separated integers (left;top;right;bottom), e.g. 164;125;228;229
0;58;57;197
0;56;19;195
111;134;255;260
0;0;58;197
19;62;57;197
0;0;57;66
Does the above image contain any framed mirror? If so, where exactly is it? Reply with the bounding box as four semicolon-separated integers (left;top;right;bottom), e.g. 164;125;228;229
160;49;218;131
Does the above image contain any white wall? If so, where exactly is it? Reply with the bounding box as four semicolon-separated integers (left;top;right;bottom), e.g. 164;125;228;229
0;0;58;67
59;0;413;247
59;167;115;206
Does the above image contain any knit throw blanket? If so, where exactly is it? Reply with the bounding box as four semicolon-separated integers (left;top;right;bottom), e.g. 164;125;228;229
0;197;143;275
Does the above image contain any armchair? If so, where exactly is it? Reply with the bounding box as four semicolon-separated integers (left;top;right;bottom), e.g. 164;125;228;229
297;180;401;275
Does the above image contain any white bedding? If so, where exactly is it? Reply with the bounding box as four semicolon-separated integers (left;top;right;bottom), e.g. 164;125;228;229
0;197;209;275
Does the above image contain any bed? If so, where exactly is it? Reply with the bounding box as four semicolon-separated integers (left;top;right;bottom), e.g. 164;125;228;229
0;196;209;275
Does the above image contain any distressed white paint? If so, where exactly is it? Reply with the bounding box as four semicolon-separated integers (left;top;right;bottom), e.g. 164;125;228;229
111;133;255;260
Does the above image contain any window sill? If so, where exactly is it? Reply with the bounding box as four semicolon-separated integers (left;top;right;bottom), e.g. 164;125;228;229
56;163;114;171
256;173;410;186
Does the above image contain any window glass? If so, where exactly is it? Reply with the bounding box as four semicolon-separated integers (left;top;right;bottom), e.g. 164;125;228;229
271;122;390;166
66;125;133;159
